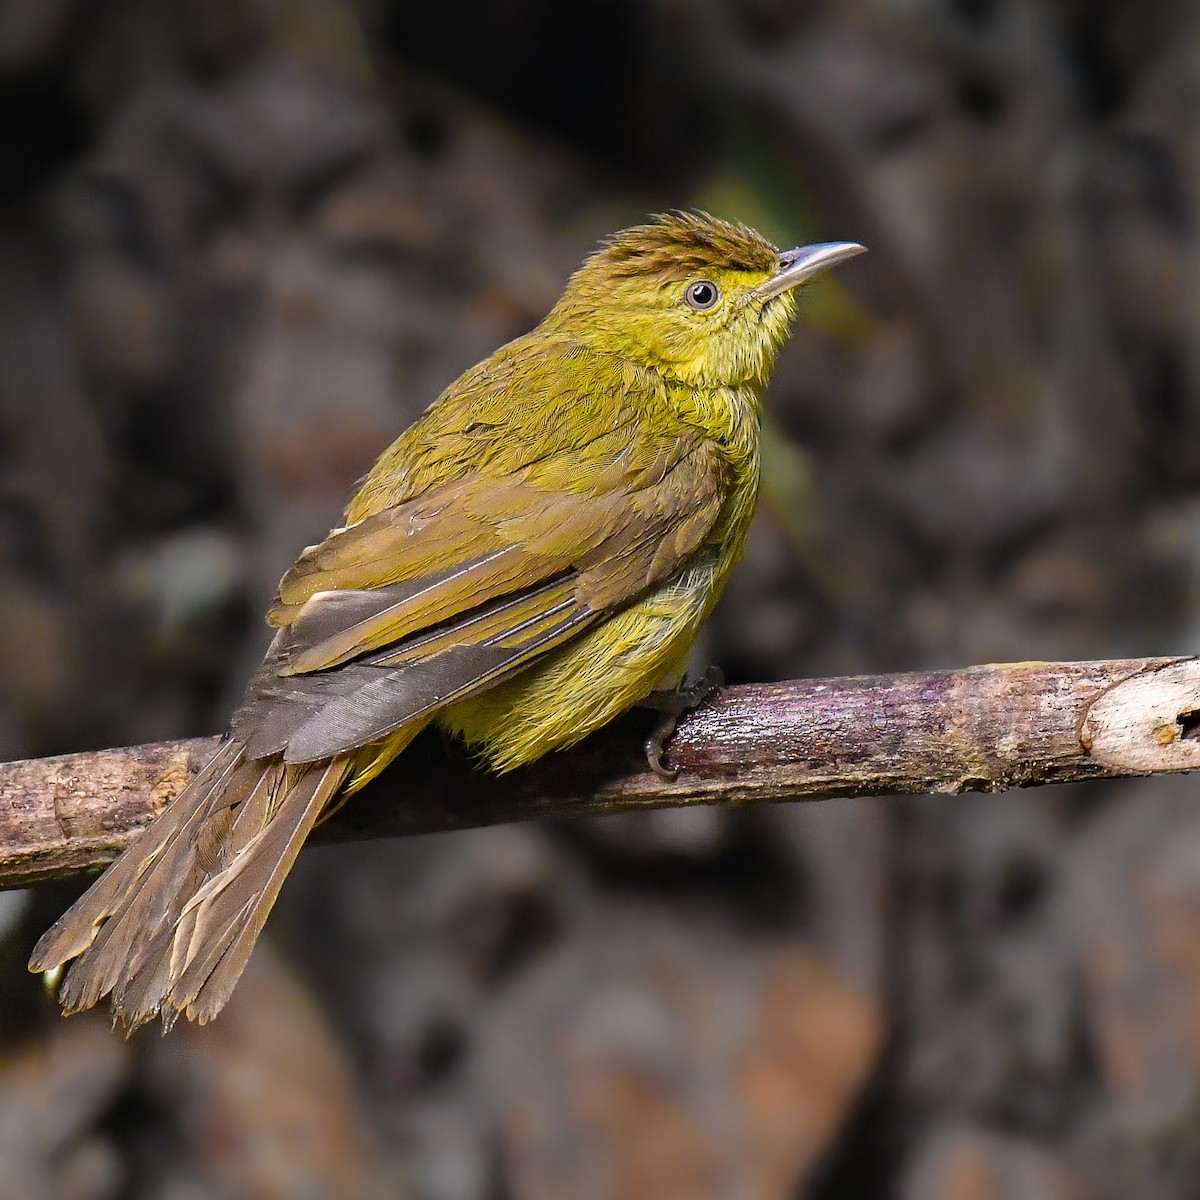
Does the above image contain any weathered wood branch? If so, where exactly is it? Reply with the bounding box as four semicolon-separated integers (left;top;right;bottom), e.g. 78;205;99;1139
3;656;1199;889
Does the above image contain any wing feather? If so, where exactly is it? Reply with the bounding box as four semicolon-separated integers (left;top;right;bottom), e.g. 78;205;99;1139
234;420;729;764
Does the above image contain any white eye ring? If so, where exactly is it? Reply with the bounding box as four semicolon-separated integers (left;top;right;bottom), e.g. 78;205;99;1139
684;280;720;311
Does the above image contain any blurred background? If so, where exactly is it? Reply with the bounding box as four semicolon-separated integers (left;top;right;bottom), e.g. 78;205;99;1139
0;0;1197;1197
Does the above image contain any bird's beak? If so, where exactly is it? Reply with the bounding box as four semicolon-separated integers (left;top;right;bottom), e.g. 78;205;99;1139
755;241;867;302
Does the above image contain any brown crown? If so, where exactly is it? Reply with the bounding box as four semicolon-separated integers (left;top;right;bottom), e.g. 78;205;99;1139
594;211;778;280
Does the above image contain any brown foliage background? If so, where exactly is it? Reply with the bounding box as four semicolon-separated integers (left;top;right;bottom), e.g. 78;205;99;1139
0;2;1198;1197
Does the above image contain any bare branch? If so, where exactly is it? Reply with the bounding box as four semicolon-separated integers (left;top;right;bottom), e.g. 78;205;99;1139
4;656;1199;889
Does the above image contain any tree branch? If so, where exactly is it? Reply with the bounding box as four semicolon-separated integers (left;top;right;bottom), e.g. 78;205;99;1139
4;656;1199;888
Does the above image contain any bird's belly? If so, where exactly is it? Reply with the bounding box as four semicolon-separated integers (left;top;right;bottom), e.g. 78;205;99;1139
438;552;721;772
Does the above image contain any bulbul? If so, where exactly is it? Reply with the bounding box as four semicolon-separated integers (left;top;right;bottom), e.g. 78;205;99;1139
30;212;864;1030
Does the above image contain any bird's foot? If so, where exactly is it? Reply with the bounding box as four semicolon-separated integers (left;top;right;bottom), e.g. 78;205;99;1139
641;666;724;779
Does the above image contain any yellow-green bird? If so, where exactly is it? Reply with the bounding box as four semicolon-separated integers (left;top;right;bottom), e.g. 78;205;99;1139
30;212;864;1030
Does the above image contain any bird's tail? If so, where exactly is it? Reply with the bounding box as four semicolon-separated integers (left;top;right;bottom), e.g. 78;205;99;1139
29;741;351;1031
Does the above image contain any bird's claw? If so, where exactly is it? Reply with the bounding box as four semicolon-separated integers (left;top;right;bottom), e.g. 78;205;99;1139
641;666;724;779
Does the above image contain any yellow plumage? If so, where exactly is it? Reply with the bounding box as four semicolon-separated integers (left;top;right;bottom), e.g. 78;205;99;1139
29;212;864;1029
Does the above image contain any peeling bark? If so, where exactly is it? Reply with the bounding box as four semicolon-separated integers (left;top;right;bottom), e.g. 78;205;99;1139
3;656;1198;888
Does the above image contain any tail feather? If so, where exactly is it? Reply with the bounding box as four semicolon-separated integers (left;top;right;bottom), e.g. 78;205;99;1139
52;745;252;1015
28;740;350;1031
216;762;282;868
169;759;347;1022
28;743;240;973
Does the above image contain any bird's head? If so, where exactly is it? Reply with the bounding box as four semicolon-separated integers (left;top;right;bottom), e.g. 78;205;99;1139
546;211;864;388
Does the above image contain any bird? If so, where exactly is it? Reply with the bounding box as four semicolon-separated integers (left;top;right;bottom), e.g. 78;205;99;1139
29;211;865;1030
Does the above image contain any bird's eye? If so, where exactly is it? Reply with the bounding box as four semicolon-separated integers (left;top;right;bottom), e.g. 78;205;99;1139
684;280;720;311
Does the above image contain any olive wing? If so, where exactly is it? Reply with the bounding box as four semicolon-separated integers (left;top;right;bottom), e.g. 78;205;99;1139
234;434;726;763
